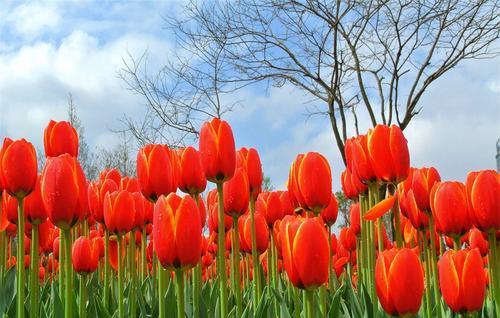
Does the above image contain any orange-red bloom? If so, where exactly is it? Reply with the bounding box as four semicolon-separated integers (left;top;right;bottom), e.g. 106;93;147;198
103;190;136;234
199;118;236;183
431;181;472;237
236;148;263;199
24;176;47;224
177;146;207;195
223;167;249;217
153;193;202;270
349;203;361;236
239;212;269;254
88;177;119;224
438;248;486;313
320;193;338;227
466;170;500;232
288;152;332;214
468;228;489;256
345;135;376;183
367;124;410;183
339;227;357;251
41;154;88;230
256;191;283;227
72;236;99;274
137;144;178;201
409;167;441;211
375;248;424;316
280;215;329;289
44;120;79;158
0;138;37;198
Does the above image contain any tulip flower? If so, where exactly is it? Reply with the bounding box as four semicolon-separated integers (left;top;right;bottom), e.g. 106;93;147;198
430;181;472;239
341;167;367;200
466;170;500;232
199;118;236;183
409;167;441;212
280;215;329;289
239;212;269;254
120;176;141;193
438;248;486;313
345;135;376;183
366;124;410;183
256;191;283;227
349;203;361;236
339;227;357;252
43;120;79;157
288;152;332;214
41;154;88;230
137;144;178;201
236;148;263;199
468;228;489;256
0;138;37;198
72;236;99;274
103;190;136;234
154;193;202;318
223;167;250;217
99;168;122;185
88;178;119;224
177;146;207;195
375;248;424;316
320;193;338;227
24;176;47;224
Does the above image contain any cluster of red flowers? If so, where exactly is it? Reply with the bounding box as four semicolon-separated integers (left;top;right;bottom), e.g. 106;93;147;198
0;119;498;318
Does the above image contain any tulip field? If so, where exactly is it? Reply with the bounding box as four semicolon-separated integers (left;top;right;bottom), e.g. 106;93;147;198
0;118;498;318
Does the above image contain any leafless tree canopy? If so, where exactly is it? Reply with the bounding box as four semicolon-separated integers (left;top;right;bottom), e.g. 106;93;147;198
121;0;499;162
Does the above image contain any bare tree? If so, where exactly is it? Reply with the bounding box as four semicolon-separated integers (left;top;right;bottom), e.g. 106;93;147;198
123;0;499;163
95;131;136;177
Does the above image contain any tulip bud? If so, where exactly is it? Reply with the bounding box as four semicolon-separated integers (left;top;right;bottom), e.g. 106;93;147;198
44;120;79;158
72;236;99;274
0;138;38;198
177;146;207;195
199;118;236;183
223;167;249;217
153;193;202;270
320;193;338;227
236;148;263;199
375;248;424;316
256;191;283;227
466;170;500;232
103;190;136;234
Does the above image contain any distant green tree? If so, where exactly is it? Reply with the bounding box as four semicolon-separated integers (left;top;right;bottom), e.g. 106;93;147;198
262;175;274;192
335;191;352;228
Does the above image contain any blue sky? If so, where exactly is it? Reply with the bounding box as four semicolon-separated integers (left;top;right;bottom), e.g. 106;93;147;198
0;1;499;192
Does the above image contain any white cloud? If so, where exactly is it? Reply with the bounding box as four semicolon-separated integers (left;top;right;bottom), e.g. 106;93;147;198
6;3;60;39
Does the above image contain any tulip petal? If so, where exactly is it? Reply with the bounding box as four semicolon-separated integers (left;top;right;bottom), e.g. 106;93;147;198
364;195;396;221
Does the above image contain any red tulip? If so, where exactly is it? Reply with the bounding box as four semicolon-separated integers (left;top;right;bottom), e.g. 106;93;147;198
367;124;410;183
398;185;429;230
345;135;376;183
288;152;332;214
468;228;489;257
72;236;99;274
120;177;141;193
320;193;338;227
280;215;329;289
256;191;282;227
375;248;424;316
410;167;440;211
438;248;486;313
153;193;202;269
223;167;249;217
103;190;136;234
177;146;207;195
41;154;88;230
136;144;178;201
239;212;269;254
466;170;500;232
339;227;357;252
199;118;236;183
0;138;37;198
236;148;263;199
341;167;367;200
44;120;79;157
88;178;119;224
99;168;121;185
278;191;294;216
208;201;233;233
132;192;146;229
24;176;47;224
431;181;472;237
349;203;361;236
2;191;18;224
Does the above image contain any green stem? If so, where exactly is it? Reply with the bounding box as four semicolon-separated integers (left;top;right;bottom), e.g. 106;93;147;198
488;232;500;317
0;230;5;289
390;184;403;248
63;228;72;318
158;262;167;318
319;286;326;317
78;274;87;318
103;230;110;311
59;232;64;299
453;237;460;250
420;231;432;318
129;232;136;318
428;218;442;318
232;215;243;317
328;225;334;293
17;197;25;318
293;287;300;318
216;182;228;317
141;228;146;282
175;269;185;318
192;263;201;318
117;234;124;318
249;196;261;308
305;289;315;318
30;223;39;318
